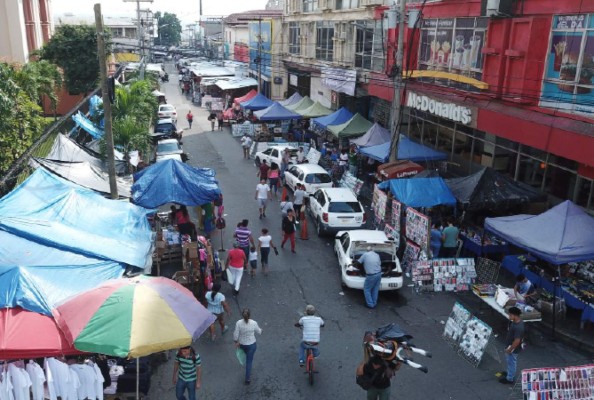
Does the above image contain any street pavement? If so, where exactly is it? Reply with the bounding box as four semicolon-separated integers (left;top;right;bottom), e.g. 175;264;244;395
147;64;590;400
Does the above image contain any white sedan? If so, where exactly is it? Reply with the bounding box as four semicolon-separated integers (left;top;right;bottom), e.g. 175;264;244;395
284;164;333;194
254;145;298;168
158;104;178;122
334;230;403;291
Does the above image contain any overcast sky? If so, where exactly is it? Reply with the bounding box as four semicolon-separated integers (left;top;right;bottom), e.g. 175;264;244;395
52;0;269;25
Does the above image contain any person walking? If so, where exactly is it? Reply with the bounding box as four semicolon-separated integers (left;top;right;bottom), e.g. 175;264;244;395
292;184;306;221
430;222;442;259
208;112;216;131
240;134;253;159
173;346;201;400
280;196;294;218
268;163;280;197
233;308;262;385
356;355;399;400
441;218;460;258
499;306;525;385
338;148;349;173
358;246;382;309
258;228;277;276
205;283;231;341
280;148;291;180
255;178;272;219
225;242;247;295
257;160;270;181
281;209;297;253
234;219;255;260
186;110;194;129
217;111;224;131
248;246;258;277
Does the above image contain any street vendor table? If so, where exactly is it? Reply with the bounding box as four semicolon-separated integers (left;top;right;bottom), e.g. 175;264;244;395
460;233;509;256
472;289;542;323
502;255;594;325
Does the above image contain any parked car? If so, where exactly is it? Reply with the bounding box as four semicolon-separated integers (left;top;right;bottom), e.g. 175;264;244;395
376;160;424;181
308;188;365;236
284;164;332;194
334;230;403;291
152;118;183;142
155;138;187;163
254;145;298;168
158;104;178;122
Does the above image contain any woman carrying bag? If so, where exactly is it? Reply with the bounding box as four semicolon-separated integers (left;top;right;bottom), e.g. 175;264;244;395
233;308;262;385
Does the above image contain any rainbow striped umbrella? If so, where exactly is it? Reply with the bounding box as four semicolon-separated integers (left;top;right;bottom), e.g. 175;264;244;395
53;276;215;358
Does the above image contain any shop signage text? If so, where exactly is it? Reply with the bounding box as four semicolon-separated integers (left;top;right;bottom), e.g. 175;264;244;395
406;91;474;125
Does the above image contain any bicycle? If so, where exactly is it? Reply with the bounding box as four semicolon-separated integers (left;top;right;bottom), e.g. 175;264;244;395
304;342;317;385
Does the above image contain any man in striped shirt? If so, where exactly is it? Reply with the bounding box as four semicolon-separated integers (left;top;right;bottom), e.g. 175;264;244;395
173;346;201;400
234;219;254;259
295;305;324;366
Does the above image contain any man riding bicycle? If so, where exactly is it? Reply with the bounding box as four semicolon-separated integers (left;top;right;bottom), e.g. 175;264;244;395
295;305;324;366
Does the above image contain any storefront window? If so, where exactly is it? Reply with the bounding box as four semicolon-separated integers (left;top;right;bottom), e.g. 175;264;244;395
289;22;300;55
355;20;385;72
540;14;594;115
418;18;487;88
316;22;335;61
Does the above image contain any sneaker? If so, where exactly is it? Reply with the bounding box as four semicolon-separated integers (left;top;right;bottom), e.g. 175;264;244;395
244;380;251;385
263;212;266;217
495;371;507;378
233;289;239;295
211;335;216;342
291;250;296;254
498;378;514;384
222;326;229;335
299;360;304;367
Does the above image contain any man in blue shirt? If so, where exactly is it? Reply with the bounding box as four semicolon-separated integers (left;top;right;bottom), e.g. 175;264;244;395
430;222;442;259
358;247;382;309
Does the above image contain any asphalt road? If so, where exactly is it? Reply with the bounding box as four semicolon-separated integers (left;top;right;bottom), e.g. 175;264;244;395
147;64;589;400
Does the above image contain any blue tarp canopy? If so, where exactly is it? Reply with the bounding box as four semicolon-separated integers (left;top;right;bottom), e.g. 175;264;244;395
254;102;302;121
240;93;274;111
485;200;594;264
378;177;457;208
0;169;154;269
0;263;124;315
359;135;449;163
311;107;353;131
132;159;222;208
279;92;302;107
72;111;104;139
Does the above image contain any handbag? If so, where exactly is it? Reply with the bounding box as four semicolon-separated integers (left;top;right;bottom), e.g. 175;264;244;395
356;371;379;391
221;268;228;281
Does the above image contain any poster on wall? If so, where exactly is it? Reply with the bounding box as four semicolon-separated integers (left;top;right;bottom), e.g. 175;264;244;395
540;14;594;115
384;224;400;244
392;200;402;231
371;185;388;222
405;207;430;251
402;240;421;272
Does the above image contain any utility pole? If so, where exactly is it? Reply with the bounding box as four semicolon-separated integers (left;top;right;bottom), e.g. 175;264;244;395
123;0;153;78
389;0;407;162
258;18;262;94
94;3;118;199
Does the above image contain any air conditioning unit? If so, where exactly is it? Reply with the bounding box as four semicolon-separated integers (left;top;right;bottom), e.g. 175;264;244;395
361;0;382;7
482;0;513;17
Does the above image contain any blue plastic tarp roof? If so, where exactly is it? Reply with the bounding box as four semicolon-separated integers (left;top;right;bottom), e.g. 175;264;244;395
359;135;448;163
132;159;222;208
0;169;154;269
0;263;124;315
240;93;274;111
254;102;302;121
311;107;353;130
378;177;457;208
72;111;104;139
485;200;594;264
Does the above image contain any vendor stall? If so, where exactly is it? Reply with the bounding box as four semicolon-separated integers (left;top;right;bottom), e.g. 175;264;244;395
459;227;509;257
311;107;353;132
328;113;373;140
359;135;448;163
298;101;333;118
285;96;314;113
240;93;274;111
486;200;594;325
350;123;391;148
279;92;303;107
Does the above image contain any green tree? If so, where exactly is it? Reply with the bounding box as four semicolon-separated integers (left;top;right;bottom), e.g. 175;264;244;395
154;12;182;47
18;60;63;115
112;116;151;173
0;63;45;172
39;25;111;94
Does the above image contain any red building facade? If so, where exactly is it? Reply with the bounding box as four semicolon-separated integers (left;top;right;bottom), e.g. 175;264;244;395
368;0;594;211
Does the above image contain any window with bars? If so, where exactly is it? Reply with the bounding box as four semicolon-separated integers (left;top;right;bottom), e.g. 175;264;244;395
355;20;385;72
336;0;360;9
316;21;334;61
289;22;301;55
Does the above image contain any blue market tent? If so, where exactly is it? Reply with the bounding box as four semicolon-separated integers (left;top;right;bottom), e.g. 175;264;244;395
132;159;221;208
311;107;353;131
254;102;302;121
0;169;154;269
485;200;594;264
378;177;457;208
72;111;104;139
0;263;124;315
240;93;274;111
360;135;448;163
279;92;302;107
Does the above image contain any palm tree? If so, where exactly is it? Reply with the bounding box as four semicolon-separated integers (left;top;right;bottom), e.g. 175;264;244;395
112;116;151;173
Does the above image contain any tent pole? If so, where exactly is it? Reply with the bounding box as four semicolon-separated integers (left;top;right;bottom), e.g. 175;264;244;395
552;266;560;341
136;358;140;399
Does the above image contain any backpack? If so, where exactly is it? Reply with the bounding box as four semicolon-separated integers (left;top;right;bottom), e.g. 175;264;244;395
216;217;226;229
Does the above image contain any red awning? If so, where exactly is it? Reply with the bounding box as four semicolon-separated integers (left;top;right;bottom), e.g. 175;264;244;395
0;308;83;359
234;89;257;105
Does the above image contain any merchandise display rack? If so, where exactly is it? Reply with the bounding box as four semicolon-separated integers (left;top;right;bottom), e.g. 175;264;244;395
412;258;477;293
475;257;502;284
519;364;594;400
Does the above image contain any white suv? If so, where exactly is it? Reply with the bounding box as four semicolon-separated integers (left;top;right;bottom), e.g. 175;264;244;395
284;164;333;194
308;188;366;236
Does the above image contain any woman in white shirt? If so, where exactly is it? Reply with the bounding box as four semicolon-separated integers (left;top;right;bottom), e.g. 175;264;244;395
233;309;262;385
258;228;277;276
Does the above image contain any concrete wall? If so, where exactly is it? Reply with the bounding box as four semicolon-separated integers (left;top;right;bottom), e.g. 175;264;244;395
0;0;28;63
